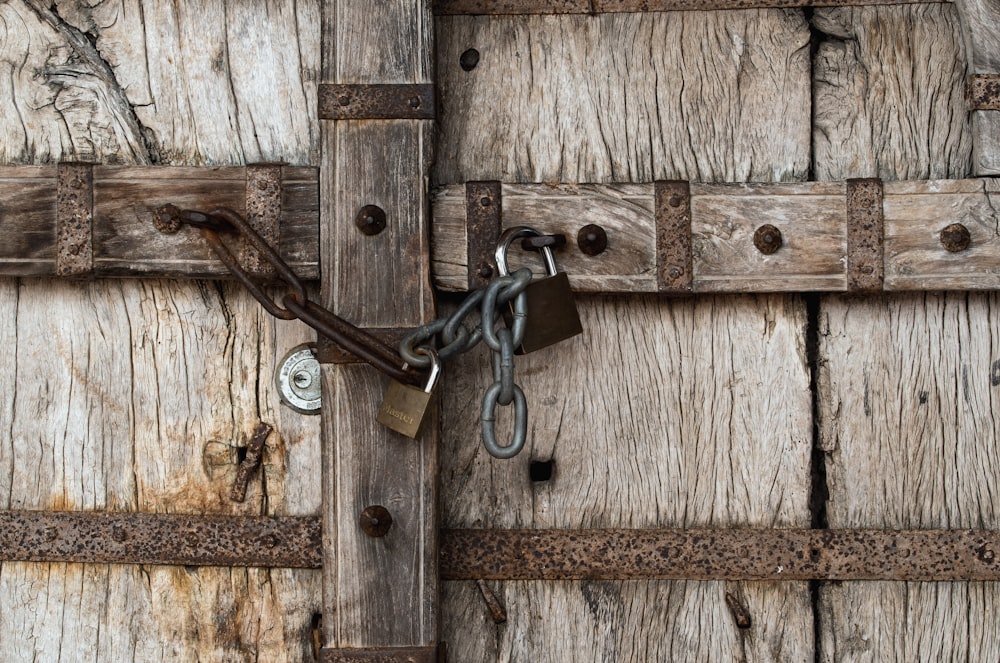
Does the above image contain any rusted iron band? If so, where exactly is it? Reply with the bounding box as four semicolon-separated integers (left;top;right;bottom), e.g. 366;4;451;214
244;163;284;275
56;162;94;277
466;181;503;289
968;74;1000;111
318;84;435;121
845;178;884;292
320;646;444;663
433;0;944;13
440;528;1000;581
316;328;411;364
655;180;693;294
0;511;321;568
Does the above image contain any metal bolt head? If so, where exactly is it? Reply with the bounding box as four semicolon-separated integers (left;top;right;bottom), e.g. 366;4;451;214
668;195;682;208
460;48;480;71
276;344;322;415
355;205;387;236
940;223;971;253
338;95;351;106
409;96;422;109
478;263;494;279
753;224;783;255
111;525;127;543
359;505;393;538
577;224;608;256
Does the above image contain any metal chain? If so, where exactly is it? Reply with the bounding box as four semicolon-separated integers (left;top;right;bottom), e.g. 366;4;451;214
157;205;533;459
400;269;532;458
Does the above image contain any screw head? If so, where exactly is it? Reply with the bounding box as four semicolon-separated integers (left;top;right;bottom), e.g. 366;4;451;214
940;223;971;253
753;224;783;255
338;95;351;106
460;48;480;71
359;505;393;538
409;96;422;109
355;205;387;236
577;224;608;256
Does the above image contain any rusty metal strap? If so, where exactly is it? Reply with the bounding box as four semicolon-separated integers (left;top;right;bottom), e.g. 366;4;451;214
846;178;884;292
0;511;321;568
319;84;435;121
465;181;503;290
56;162;94;277
440;528;1000;581
5;515;1000;581
320;646;444;663
432;0;947;13
968;75;1000;111
655;180;693;294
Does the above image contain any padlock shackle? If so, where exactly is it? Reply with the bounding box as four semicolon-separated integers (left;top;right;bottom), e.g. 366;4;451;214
413;346;441;394
495;226;558;277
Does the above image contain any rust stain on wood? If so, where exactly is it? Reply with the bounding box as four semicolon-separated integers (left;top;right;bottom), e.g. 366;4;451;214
318;84;436;120
967;74;1000;111
465;181;503;289
56;162;94;277
846;178;884;292
655;180;693;294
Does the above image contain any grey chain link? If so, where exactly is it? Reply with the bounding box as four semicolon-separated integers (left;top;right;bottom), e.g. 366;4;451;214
399;268;532;458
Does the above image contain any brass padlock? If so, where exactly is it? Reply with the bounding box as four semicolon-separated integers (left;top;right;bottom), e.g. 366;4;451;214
495;226;583;353
376;348;441;439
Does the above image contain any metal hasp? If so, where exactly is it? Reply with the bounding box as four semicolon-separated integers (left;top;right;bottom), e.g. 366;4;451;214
318;84;436;120
0;511;321;568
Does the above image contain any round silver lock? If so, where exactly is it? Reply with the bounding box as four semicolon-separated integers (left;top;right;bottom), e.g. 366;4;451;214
276;344;321;414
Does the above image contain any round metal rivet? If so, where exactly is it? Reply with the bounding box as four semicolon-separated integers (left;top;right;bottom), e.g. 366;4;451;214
480;196;492;208
409;96;422;109
460;48;480;71
940;223;971;253
338;95;351;106
111;526;127;543
355;205;387;236
668;195;682;208
577;224;608;256
753;224;783;255
359;505;393;538
276;344;321;415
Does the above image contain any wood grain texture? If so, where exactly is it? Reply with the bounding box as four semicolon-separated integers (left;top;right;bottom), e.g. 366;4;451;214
434;12;812;184
436;10;815;661
812;5;1000;661
0;0;323;659
954;0;1000;174
320;0;438;652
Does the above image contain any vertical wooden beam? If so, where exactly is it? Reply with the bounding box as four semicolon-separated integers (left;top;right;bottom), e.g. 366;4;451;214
954;0;1000;174
319;0;439;658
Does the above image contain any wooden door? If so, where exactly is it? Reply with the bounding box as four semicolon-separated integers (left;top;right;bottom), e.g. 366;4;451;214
2;0;1000;661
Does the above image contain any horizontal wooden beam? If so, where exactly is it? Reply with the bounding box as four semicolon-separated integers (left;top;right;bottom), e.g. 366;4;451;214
0;164;319;279
432;0;948;14
2;511;1000;581
431;178;1000;293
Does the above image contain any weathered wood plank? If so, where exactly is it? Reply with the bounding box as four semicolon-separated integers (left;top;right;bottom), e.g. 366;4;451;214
433;0;950;12
320;0;439;653
812;4;1000;660
0;0;324;659
954;0;1000;174
433;179;1000;293
436;11;815;661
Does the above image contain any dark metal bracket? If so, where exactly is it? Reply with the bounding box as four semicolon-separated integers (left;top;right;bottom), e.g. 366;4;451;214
655;180;693;294
318;84;436;121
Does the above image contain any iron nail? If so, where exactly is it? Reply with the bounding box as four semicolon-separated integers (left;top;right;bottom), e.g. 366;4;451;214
476;579;508;624
753;224;783;255
940;223;971;252
111;525;127;543
725;592;752;629
668;195;682;208
230;422;273;503
409;96;422;109
338;95;351;106
668;267;683;279
359;505;393;538
355;205;387;236
478;264;494;279
480;196;492;208
577;224;608;256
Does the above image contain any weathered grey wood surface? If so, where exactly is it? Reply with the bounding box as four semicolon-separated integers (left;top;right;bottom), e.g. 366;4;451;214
0;1;322;660
436;11;815;661
432;178;1000;292
812;4;1000;661
319;0;439;652
954;0;1000;174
